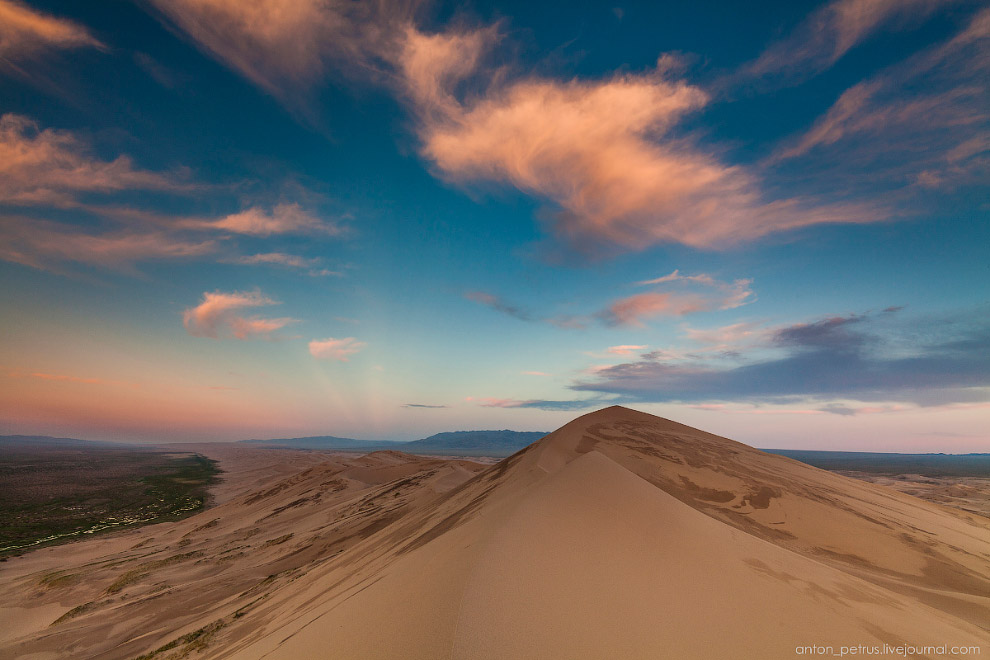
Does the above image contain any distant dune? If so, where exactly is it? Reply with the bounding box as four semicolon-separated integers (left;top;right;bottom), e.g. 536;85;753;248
1;407;987;659
241;429;548;456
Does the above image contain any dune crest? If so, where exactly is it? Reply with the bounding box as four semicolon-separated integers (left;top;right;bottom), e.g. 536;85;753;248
1;407;987;659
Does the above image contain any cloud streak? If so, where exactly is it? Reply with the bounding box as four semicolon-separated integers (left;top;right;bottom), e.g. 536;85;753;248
0;217;216;272
0;115;347;275
744;0;953;85
309;337;367;361
467;271;753;330
0;114;180;207
604;271;754;327
769;9;989;192
0;0;105;62
183;290;297;339
185;203;344;237
146;0;421;121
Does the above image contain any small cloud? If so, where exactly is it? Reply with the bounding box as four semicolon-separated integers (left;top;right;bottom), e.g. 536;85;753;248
0;217;216;273
309;336;367;361
183;289;296;340
468;396;604;411
403;403;449;409
742;0;950;85
465;291;533;322
133;52;186;89
189;203;344;237
521;371;550;376
606;345;647;356
603;271;754;327
0;113;181;207
230;252;340;277
0;0;106;62
682;322;767;350
819;403;909;416
232;252;321;269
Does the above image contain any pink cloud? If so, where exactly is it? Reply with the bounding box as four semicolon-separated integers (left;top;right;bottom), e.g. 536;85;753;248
681;322;769;354
606;292;707;327
146;0;421;115
183;289;296;339
233;252;320;268
399;30;879;253
0;217;216;272
308;337;367;361
521;371;550;376
0;0;105;60
604;271;754;327
194;203;343;237
607;345;648;356
466;397;527;408
0;114;180;207
770;9;990;188
745;0;952;82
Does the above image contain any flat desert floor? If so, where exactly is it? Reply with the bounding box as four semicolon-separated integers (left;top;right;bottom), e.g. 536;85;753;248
1;407;987;659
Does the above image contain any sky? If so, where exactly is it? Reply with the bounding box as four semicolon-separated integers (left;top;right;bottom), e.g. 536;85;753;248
0;0;987;451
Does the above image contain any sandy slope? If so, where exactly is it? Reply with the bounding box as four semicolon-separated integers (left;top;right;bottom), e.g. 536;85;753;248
1;407;987;659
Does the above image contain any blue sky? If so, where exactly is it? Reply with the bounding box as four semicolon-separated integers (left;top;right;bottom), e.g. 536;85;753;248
0;0;987;449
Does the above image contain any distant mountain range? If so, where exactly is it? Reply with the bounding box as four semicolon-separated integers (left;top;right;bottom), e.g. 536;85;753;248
0;435;127;449
240;430;549;457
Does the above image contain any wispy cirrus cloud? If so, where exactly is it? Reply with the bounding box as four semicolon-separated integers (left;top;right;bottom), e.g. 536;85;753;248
309;336;367;361
606;345;648;356
465;291;533;322
603;271;754;327
0;114;181;207
183;289;297;339
467;396;606;411
742;0;954;85
230;252;341;277
0;216;216;272
0;114;347;274
232;252;320;269
145;0;422;122
183;203;345;237
0;0;105;62
769;8;989;192
403;403;448;409
467;271;753;330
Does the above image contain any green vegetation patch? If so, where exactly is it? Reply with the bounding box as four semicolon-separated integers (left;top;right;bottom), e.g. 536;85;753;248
0;446;220;557
105;551;203;594
132;618;227;660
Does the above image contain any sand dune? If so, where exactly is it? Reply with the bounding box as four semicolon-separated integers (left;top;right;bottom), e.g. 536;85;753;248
1;407;987;659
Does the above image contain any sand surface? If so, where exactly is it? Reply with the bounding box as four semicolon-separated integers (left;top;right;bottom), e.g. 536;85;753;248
838;471;990;519
1;407;987;659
